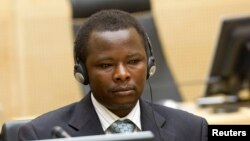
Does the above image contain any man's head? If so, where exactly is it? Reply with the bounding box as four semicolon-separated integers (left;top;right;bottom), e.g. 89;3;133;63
74;9;155;117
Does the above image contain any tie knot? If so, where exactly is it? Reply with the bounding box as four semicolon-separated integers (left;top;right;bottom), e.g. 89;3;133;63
109;119;135;133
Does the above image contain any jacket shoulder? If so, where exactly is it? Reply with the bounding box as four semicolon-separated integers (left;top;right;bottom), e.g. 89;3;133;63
153;102;206;123
19;101;78;140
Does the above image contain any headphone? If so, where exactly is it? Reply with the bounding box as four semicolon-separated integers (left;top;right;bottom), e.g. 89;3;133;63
74;33;156;85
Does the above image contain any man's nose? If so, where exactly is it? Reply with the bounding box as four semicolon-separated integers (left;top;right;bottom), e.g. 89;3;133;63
113;64;131;82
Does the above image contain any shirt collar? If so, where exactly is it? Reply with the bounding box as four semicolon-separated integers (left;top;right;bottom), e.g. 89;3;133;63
91;93;141;132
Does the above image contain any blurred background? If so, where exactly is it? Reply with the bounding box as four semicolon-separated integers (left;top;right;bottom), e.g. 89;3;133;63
1;0;250;129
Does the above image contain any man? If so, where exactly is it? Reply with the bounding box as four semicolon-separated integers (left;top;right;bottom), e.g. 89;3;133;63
18;9;208;141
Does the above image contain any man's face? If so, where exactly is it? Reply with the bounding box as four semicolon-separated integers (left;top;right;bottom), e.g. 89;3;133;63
85;27;147;116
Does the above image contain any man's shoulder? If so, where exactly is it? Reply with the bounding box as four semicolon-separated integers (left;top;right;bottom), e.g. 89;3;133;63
18;101;81;140
143;100;206;124
28;101;79;128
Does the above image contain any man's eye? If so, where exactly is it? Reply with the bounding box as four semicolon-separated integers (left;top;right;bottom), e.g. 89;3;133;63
99;64;112;69
128;59;139;64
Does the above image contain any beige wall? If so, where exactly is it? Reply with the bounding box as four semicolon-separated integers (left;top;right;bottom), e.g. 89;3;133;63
152;0;250;101
0;0;82;125
0;0;14;123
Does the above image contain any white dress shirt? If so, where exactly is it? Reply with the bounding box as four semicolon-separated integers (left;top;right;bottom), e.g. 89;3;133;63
91;93;141;133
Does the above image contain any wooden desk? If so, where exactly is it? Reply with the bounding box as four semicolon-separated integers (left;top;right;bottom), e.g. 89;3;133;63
179;102;250;124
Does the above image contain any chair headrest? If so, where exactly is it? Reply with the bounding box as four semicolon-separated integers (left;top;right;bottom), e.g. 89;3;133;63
71;0;150;18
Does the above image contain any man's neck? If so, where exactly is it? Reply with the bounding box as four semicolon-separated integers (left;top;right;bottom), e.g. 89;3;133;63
91;93;142;132
108;105;136;117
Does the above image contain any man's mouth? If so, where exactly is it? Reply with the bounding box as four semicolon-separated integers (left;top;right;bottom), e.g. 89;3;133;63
111;87;135;96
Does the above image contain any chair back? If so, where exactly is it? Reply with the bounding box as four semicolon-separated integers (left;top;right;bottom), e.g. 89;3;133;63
1;120;30;141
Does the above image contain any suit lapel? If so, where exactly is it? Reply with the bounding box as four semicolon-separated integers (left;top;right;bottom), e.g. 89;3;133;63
68;93;105;136
140;100;176;141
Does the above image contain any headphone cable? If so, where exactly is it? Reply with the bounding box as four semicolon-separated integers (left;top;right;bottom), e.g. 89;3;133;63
147;80;163;140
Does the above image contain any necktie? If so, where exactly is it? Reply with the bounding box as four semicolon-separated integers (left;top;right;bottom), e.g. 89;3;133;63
109;119;135;133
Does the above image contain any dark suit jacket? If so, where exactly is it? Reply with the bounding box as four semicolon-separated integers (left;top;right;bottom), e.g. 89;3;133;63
18;94;208;141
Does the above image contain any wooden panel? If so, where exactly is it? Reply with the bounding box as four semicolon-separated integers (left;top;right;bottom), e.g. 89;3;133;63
0;0;82;125
14;0;82;116
0;0;16;123
151;0;250;101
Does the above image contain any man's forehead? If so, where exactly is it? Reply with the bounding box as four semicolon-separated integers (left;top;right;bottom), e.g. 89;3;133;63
91;28;132;41
89;27;144;45
86;28;146;56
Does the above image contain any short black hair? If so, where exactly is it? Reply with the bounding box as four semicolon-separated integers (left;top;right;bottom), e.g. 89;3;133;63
74;9;148;64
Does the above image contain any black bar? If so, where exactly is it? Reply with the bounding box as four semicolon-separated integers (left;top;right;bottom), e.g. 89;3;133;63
208;125;250;141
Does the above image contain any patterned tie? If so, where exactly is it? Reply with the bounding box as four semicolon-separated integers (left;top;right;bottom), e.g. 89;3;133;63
109;119;135;133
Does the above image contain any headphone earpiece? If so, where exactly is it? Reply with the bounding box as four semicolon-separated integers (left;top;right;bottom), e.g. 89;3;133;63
74;59;89;85
145;34;156;79
147;56;156;78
